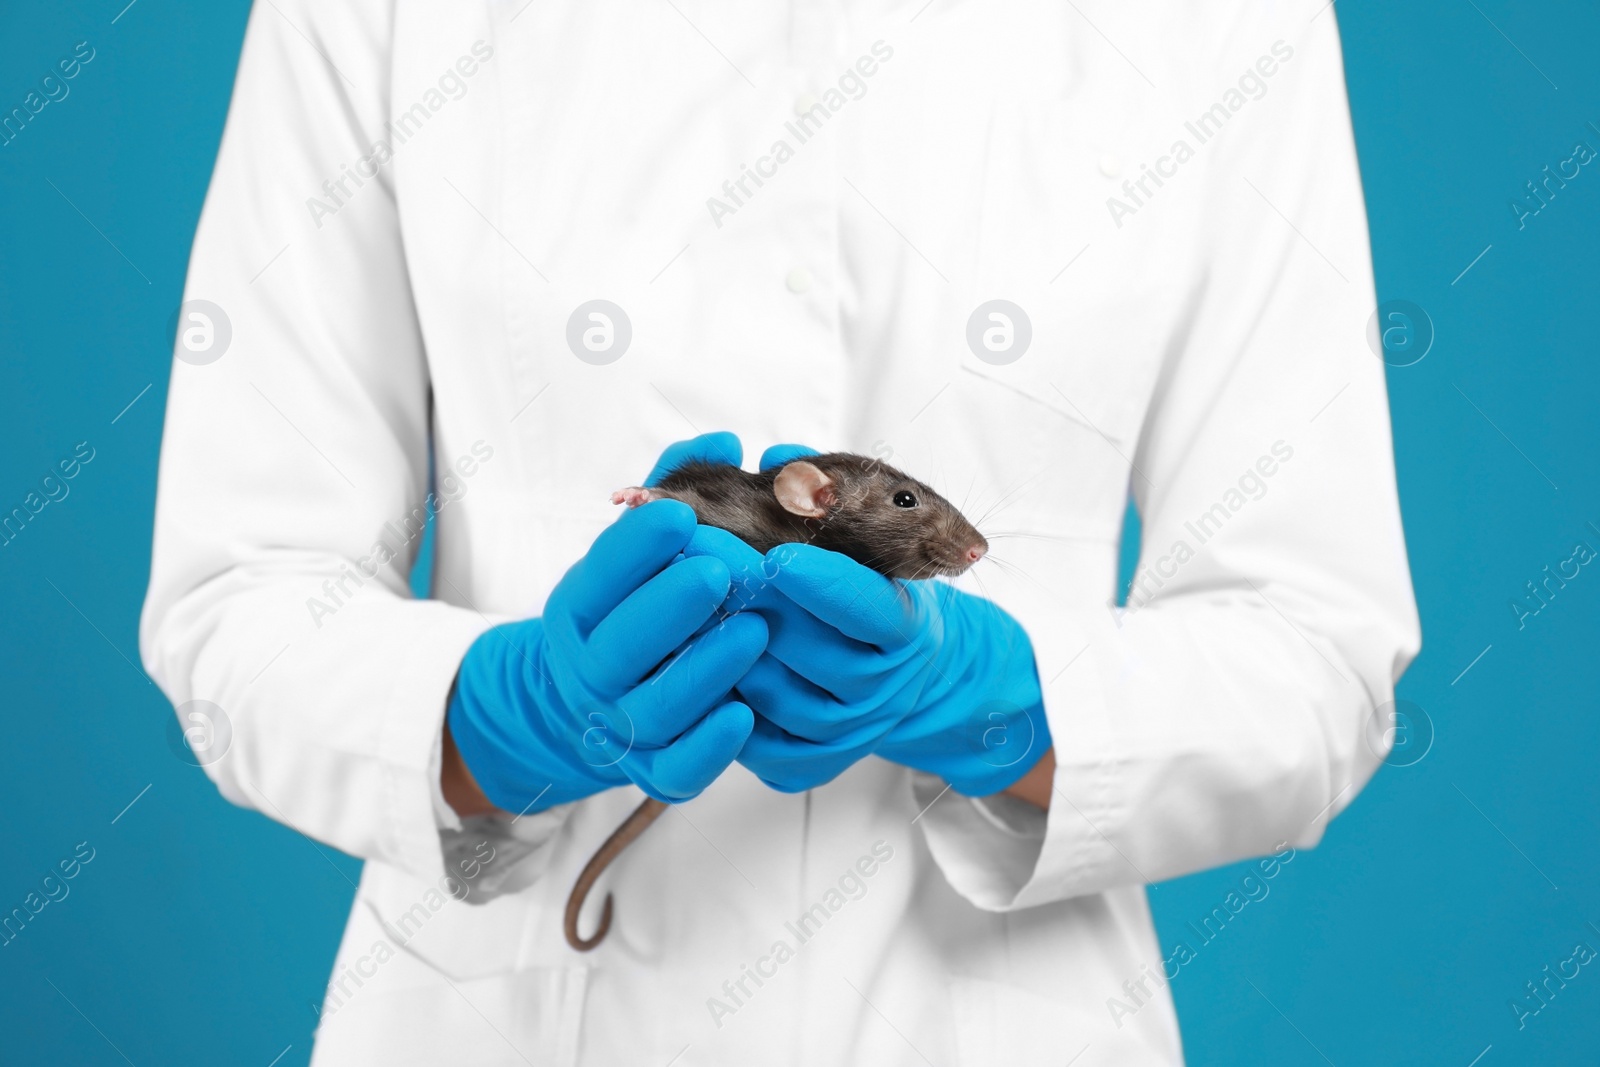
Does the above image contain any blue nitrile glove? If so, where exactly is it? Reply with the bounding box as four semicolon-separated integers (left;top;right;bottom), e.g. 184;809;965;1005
446;500;767;814
632;434;899;791
869;578;1052;795
737;443;1052;796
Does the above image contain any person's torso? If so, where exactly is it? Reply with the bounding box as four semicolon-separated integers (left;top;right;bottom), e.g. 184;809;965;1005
311;1;1240;1062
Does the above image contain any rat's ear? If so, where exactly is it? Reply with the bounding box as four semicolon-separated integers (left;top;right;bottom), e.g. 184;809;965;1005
773;461;836;519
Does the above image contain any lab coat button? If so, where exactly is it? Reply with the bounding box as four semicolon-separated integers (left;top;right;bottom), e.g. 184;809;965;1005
794;93;818;116
1098;153;1123;178
785;267;813;294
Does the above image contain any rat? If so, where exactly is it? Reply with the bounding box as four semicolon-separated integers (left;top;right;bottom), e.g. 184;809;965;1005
564;453;987;952
615;453;988;578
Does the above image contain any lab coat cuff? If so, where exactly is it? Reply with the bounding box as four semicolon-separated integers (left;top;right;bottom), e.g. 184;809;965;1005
912;771;1047;909
379;606;504;882
439;801;584;903
916;636;1130;912
429;729;465;833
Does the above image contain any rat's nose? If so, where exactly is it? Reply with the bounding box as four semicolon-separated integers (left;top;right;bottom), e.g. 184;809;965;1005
965;542;987;564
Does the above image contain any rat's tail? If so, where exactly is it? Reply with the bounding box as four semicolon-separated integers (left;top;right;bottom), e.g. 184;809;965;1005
564;797;668;951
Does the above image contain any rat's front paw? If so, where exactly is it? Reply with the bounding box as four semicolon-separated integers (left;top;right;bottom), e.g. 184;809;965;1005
610;486;657;508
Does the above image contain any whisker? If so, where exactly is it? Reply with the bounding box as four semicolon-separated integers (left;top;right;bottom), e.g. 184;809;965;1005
980;465;1047;513
969;565;995;603
958;481;1000;528
853;548;895;570
983;556;1025;580
982;531;1108;546
959;471;978;517
981;554;1053;599
985;554;1031;574
973;468;1049;528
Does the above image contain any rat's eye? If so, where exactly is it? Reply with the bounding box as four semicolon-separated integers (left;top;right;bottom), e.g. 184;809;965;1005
893;491;918;509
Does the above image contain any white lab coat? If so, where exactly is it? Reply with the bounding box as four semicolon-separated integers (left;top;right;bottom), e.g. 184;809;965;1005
140;1;1419;1063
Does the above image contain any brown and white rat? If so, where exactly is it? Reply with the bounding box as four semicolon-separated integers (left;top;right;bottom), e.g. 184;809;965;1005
564;452;988;952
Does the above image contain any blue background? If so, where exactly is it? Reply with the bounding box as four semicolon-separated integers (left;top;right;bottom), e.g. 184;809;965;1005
2;2;1596;1064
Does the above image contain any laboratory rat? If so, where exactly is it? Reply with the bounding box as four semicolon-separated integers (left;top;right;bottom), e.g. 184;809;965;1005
564;453;988;951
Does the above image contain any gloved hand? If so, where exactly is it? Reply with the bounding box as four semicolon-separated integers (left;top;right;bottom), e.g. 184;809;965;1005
742;531;1051;797
644;434;1050;795
446;500;767;814
868;576;1052;796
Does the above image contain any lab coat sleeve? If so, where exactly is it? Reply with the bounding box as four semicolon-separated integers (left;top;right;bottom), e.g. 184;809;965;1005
916;14;1421;909
138;0;566;887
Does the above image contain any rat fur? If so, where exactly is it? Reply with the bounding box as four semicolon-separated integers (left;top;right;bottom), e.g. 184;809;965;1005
612;453;988;579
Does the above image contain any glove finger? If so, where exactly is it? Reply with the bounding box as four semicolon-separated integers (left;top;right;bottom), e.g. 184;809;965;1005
684;524;767;591
645;431;743;486
736;715;871;793
688;525;891;682
619;612;768;743
764;543;920;647
557;500;699;633
624;701;755;801
683;524;799;622
757;443;821;472
735;653;884;742
761;609;888;697
589;555;732;684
